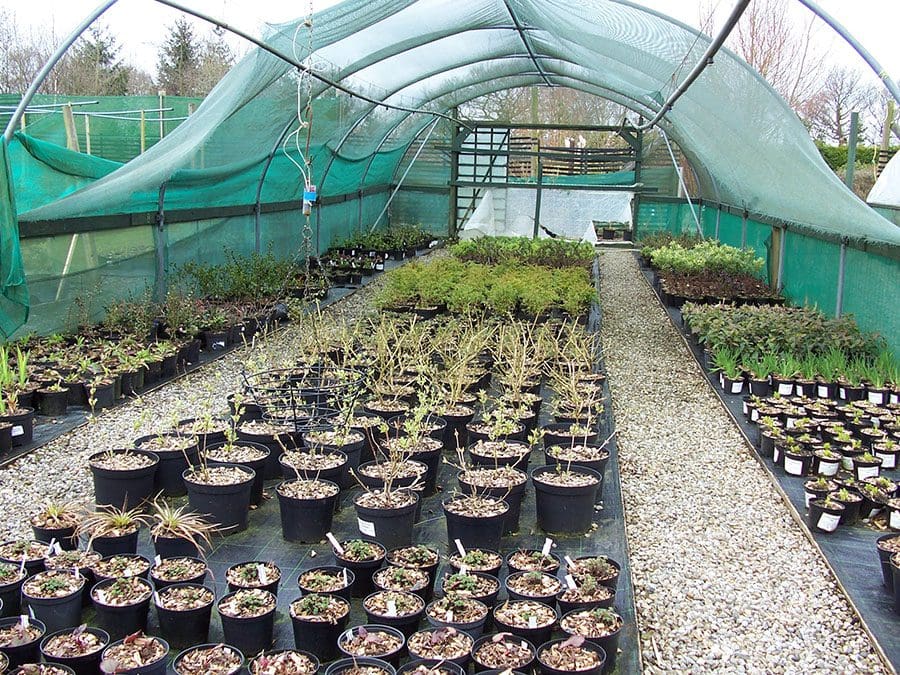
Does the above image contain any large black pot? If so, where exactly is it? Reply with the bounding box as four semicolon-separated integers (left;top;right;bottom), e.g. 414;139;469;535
457;469;527;535
354;492;419;551
183;464;255;534
277;479;340;543
39;626;109;675
205;441;270;506
154;583;214;648
133;434;199;498
442;498;508;552
90;578;152;641
89;450;159;510
0;616;45;668
530;465;602;534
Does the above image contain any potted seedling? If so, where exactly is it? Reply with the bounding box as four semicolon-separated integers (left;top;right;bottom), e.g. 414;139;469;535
363;590;426;638
0;540;49;576
77;506;149;557
807;495;845;534
446;549;503;577
149;557;208;590
830;488;864;525
226;561;281;596
425;593;489;638
560;607;623;672
386;545;440;599
183;460;255;534
0;562;27;616
332;539;386;598
471;632;536;673
40;625;110;674
507;549;561;575
217;588;277;657
148;498;222;559
100;632;169;675
90;554;151;582
337;624;405;667
248;649;319;675
154;583;215;648
556;575;615;614
297;566;354;601
30;502;83;550
290;593;351;662
205;438;271;505
373;566;431;601
406;627;474;667
133;433;199;498
537;634;607;675
173;643;243;675
21;570;85;633
852;452;883;481
505;571;562;605
493;600;558;647
457;465;527;535
90;576;153;641
0;616;47;669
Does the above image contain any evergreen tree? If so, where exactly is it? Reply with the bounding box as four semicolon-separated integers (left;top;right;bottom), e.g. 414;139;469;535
156;18;201;96
63;25;129;95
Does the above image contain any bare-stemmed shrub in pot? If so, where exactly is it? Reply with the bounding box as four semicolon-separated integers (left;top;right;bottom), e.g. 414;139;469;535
276;477;340;543
183;458;255;534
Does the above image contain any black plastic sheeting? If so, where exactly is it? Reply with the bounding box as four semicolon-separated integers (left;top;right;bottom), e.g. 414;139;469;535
636;253;899;672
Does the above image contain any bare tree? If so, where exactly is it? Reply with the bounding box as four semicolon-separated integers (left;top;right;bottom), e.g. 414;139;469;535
0;9;54;94
802;65;878;144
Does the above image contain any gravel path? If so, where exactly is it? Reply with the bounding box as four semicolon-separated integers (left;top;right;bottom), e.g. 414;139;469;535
0;274;385;541
599;249;887;674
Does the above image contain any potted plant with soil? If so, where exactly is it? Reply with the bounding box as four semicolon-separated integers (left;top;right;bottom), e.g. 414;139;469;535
133;433;199;498
852;451;883;480
280;448;348;484
90;576;153;641
183;462;255;534
363;590;426;638
297;566;354;601
277;478;340;543
354;486;419;551
40;625;109;675
333;539;386;598
77;506;148;557
457;465;527;535
467;438;532;470
217;588;277;656
290;593;351;662
446;549;503;577
443;494;508;552
813;445;841;477
148;499;221;559
507;549;561;575
505;571;563;605
830;488;864;525
100;631;169;675
150;557;208;590
173;643;243;675
337;625;405;667
90;555;150;582
557;575;615;614
425;593;489;638
88;449;159;511
471;633;536;673
493;600;558;646
807;495;845;534
205;439;271;506
373;566;430;601
0;562;27;616
567;556;620;590
398;660;464;675
226;561;281;596
385;545;439;599
803;477;838;508
21;570;85;633
0;617;46;669
560;608;623;672
531;465;601;534
876;534;900;589
0;390;35;448
536;634;607;675
30;503;82;551
249;649;319;675
406;627;474;667
0;540;49;576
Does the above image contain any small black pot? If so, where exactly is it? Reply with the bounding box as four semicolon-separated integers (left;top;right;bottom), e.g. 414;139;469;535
31;525;78;551
100;635;169;675
355;492;419;550
217;589;276;656
90;578;152;641
133;434;200;498
173;643;244;675
90;528;140;557
443;498;508;553
277;479;340;543
22;575;85;633
470;634;536;674
149;557;208;591
424;597;489;638
536;637;607;675
225;562;281;597
399;659;466;675
337;624;405;668
2;408;35;447
335;544;387;598
0;616;45;668
504;572;561;607
152;534;204;560
290;594;351;662
531;465;601;534
183;463;255;534
363;591;426;638
406;627;474;667
560;608;622;673
807;499;845;534
492;603;559;647
326;656;396;675
205;441;270;506
36;389;69;417
876;534;898;590
297;566;354;602
89;450;159;511
0;574;25;616
154;583;214;648
39;626;109;675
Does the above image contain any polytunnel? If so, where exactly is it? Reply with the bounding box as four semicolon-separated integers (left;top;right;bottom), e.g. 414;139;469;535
0;0;898;346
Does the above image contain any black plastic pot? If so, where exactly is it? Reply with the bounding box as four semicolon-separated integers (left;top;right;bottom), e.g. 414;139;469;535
542;423;597;449
100;636;169;675
399;659;466;675
892;555;900;615
492;603;559;647
206;441;270;506
876;534;898;590
279;450;348;485
441;571;501;612
173;642;244;675
290;594;351;662
504;572;561;607
183;464;255;534
297;566;354;602
807;499;845;534
326;656;396;675
36;389;68;417
424;598;489;638
531;465;602;534
556;587;616;615
364;591;425;638
90;528;140;557
2;408;34;447
337;624;405;667
90;578;152;641
218;590;277;657
277;479;340;543
154;583;214;648
354;492;419;550
561;609;622;674
439;407;476;451
133;434;199;498
406;627;473;667
457;471;527;535
22;576;85;633
39;626;109;675
443;498;509;552
236;426;301;480
356;460;426;491
468;441;532;471
536;637;607;675
31;525;78;551
150;557;208;591
334;544;386;598
0;574;25;616
397;443;443;495
89;450;159;510
225;562;281;597
152;534;204;560
303;430;365;484
470;634;536;674
0;617;45;668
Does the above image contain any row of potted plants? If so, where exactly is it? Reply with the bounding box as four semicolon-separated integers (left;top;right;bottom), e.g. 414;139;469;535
449;237;596;269
330;224;438;261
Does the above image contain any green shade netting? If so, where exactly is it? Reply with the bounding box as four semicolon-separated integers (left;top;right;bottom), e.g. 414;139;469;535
11;0;896;254
0;142;29;337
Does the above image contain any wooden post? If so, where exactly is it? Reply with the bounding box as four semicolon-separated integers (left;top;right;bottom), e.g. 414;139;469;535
845;111;859;189
140;110;147;153
879;100;895;176
158;90;166;140
84;114;92;155
62;103;80;152
20;113;25;132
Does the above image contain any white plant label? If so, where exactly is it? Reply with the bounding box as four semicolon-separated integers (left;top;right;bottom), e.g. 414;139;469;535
785;418;796;430
838;387;847;400
773;448;781;463
841;457;853;471
528;616;538;629
778;383;793;396
458;565;468;575
542;538;553;556
817;512;841;532
214;341;226;349
868;391;884;404
124;569;133;578
784;457;804;476
856;465;879;480
154;592;161;605
386;600;398;617
817;385;829;398
28;606;35;619
19;558;26;575
820;462;838;477
11;425;23;437
20;615;28;629
750;409;759;422
73;567;79;579
257;564;268;585
343;568;349;586
869;508;882;520
718;373;724;388
804;492;814;508
326;533;344;554
891;510;900;530
454;539;466;556
51;542;62;556
357;519;376;537
155;555;162;567
565;574;577;590
445;610;454;621
564;555;575;567
730;381;743;394
877;453;896;469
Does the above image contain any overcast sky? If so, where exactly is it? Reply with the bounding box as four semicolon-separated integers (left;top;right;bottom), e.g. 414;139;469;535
0;0;897;86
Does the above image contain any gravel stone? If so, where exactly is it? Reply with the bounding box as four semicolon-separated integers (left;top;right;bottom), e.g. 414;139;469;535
599;249;888;674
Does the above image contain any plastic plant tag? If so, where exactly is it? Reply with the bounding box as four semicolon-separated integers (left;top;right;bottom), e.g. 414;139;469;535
11;425;23;437
778;383;794;396
20;615;28;629
454;539;466;556
257;564;268;585
542;538;553;556
154;592;161;605
358;519;376;537
528;615;538;629
564;555;575;567
804;492;814;508
565;574;577;590
817;512;841;532
838;387;847;400
50;542;62;556
876;453;896;469
343;568;349;586
386;600;398;617
124;569;133;578
326;533;344;554
891;509;900;530
155;555;162;567
784;457;804;476
458;565;468;576
856;465;879;480
19;558;26;575
445;610;454;621
817;385;829;398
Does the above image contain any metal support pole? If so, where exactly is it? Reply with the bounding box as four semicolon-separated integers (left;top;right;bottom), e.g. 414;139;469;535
449;122;461;237
741;210;748;248
140;110;147;154
532;158;543;239
845;111;859;189
158;91;166;140
254;203;261;254
369;118;441;233
776;226;786;292
62;104;80;152
714;207;721;240
154;183;169;303
3;0;119;143
835;240;847;317
84;114;91;155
